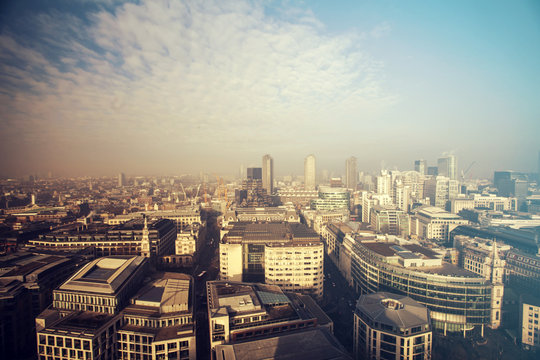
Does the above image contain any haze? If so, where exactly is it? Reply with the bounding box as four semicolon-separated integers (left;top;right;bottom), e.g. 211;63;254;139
1;0;539;178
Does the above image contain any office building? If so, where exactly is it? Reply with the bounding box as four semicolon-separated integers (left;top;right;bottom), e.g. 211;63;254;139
36;256;149;360
247;167;262;180
276;189;319;207
219;222;324;299
393;179;411;212
107;208;202;232
51;256;148;314
221;207;299;228
0;252;81;360
353;292;432;360
118;173;126;187
437;155;457;180
118;273;196;360
214;327;350;360
345;157;358;190
262;155;274;195
411;206;467;242
520;294;540;349
376;170;392;195
414;160;427;175
304;155;316;190
207;281;335;359
493;171;529;198
310;186;350;211
31;218;176;259
423;176;459;209
370;205;409;237
346;237;501;335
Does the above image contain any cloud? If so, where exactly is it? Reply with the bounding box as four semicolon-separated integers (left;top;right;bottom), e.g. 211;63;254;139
0;0;394;175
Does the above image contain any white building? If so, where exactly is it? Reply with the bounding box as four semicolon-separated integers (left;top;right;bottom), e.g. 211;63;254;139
411;206;468;242
304;154;316;190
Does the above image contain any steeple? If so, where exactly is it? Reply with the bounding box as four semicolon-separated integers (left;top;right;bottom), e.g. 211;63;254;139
141;215;151;257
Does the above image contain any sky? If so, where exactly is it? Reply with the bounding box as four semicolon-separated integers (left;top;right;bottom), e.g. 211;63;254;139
0;0;539;178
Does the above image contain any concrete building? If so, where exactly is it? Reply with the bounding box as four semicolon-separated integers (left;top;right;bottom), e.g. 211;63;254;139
118;173;126;187
354;292;432;360
36;256;149;360
437;155;457;180
262;154;274;195
214;327;350;360
345;157;358;190
107;208;201;232
51;256;148;314
370;205;409;237
276;189;319;207
221;207;299;228
376;170;392;195
219;222;324;299
423;176;459;209
207;281;334;359
411;206;468;242
302;209;350;235
520;294;540;349
31;218;176;259
450;194;518;214
304;155;316;191
117;273;196;360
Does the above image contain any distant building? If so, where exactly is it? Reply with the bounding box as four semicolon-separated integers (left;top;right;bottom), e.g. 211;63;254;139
345;157;358;190
427;166;438;176
494;171;529;198
376;170;392;195
414;159;427;175
310;186;350;211
276;189;319;207
239;168;269;207
118;173;126;187
304;155;316;190
411;206;467;242
221;207;299;228
437;155;457;180
219;222;324;299
262;155;274;195
207;281;337;359
354;292;432;360
370;205;409;236
423;176;459;209
247;168;262;180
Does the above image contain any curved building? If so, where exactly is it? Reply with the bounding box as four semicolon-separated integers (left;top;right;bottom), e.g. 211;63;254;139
310;186;350;211
348;239;501;336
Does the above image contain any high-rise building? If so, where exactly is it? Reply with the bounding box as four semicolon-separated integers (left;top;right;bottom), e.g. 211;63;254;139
118;172;126;187
304;154;316;190
345;157;358;190
414;159;427;175
262;154;274;195
437;155;457;180
247;167;262;180
376;170;392;195
353;292;432;360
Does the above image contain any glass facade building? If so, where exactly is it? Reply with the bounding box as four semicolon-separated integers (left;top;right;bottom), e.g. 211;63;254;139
348;240;496;335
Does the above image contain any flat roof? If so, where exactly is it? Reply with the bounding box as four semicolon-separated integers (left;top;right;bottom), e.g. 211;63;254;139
215;327;351;360
57;256;146;295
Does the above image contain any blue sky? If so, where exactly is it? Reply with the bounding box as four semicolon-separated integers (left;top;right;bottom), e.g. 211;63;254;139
0;0;539;177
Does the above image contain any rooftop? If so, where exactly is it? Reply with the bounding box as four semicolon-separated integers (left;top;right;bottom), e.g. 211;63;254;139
215;327;351;360
57;256;146;295
356;292;430;332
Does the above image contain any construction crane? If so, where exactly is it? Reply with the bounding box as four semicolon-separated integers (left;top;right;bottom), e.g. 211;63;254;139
461;161;476;181
179;183;187;201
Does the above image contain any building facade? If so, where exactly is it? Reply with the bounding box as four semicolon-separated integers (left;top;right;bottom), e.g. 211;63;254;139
345;157;358;190
262;154;274;195
304;155;316;191
354;292;432;360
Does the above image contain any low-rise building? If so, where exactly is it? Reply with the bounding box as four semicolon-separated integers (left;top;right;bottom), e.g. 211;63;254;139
411;206;468;242
207;281;334;359
520;294;540;349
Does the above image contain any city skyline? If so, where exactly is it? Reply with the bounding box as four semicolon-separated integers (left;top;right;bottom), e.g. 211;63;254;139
0;0;539;177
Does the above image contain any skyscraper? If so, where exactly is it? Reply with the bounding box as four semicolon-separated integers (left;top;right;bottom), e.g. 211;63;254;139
262;154;274;195
414;159;427;175
118;172;126;187
437;155;457;180
304;154;316;190
345;156;358;190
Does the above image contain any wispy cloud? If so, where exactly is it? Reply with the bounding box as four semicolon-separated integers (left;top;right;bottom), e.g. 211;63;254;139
0;0;394;174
